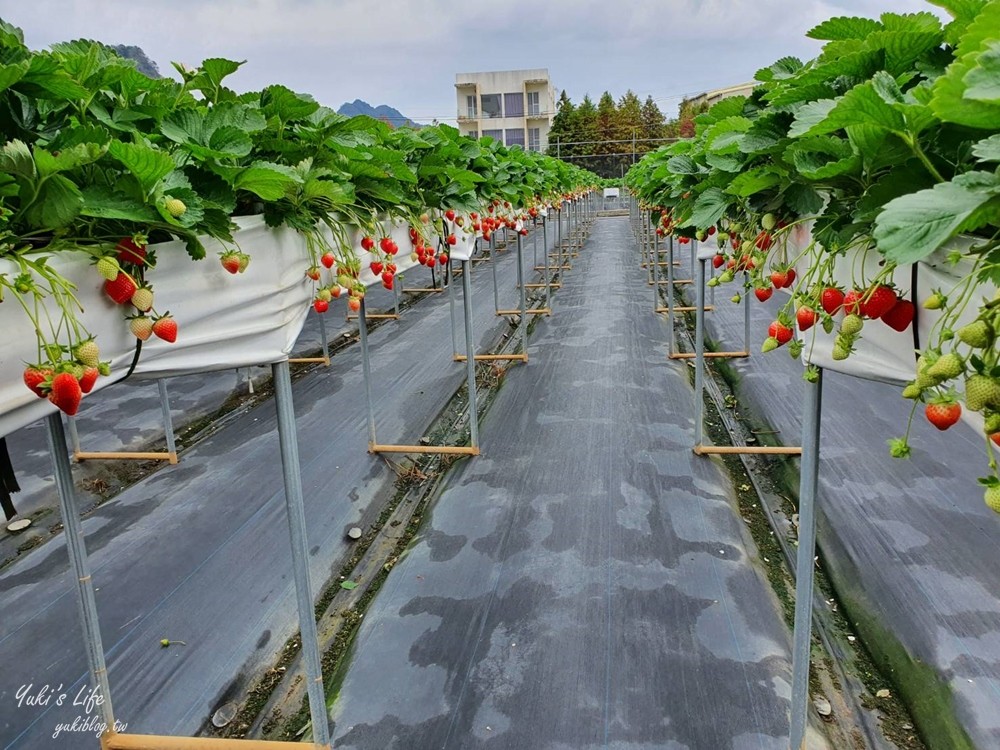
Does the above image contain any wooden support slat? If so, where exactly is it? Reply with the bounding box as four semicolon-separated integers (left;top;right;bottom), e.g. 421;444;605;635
369;444;480;455
402;288;443;294
534;266;571;271
346;313;400;321
693;445;802;456
102;733;326;750
74;451;178;465
288;356;330;365
496;309;551;316
656;306;714;313
453;353;528;362
669;351;749;360
523;283;560;289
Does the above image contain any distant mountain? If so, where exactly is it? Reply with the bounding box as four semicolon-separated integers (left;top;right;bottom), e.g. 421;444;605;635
112;45;161;78
337;99;422;128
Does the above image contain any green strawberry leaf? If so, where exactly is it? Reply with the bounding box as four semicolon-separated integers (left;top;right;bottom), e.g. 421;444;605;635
24;174;82;229
807;16;882;41
963;40;1000;102
683;187;730;229
33;142;106;176
874;170;1000;263
233;161;301;200
107;140;176;195
972;134;1000;162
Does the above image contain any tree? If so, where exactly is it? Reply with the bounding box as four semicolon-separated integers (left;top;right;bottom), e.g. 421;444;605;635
596;91;617;145
574;95;599;155
546;90;577;157
641;96;666;143
616;90;644;154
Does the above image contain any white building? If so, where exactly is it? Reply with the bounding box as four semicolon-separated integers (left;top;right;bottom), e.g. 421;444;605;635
455;68;556;152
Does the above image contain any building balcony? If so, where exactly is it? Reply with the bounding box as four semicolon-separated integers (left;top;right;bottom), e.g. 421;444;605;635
454;81;477;88
457;113;478;122
526;111;552;120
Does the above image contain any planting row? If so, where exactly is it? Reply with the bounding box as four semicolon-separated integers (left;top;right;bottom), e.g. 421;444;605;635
625;0;1000;510
0;21;597;434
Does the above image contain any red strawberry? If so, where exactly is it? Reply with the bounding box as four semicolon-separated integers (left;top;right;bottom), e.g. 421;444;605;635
754;287;774;302
881;299;915;332
470;212;478;220
348;297;361;312
712;255;725;269
991;432;1000;448
381;270;394;285
23;366;51;398
755;231;773;251
361;236;375;251
447;234;457;246
379;237;394;254
220;252;241;274
116;237;147;265
104;273;137;304
708;226;716;235
48;372;82;416
445;209;456;222
438;253;449;265
330;286;342;299
386;263;397;274
79;367;99;394
843;290;863;315
321;251;336;269
770;270;790;289
313;298;329;313
152;315;177;343
306;267;321;281
925;401;961;431
796;306;817;331
860;285;898;319
786;269;796;286
370;261;384;275
768;321;793;345
820;287;844;315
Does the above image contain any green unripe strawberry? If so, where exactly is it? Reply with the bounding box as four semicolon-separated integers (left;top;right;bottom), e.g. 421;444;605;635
761;337;780;353
832;342;851;361
902;383;922;399
165;197;187;218
719;270;734;283
926;352;964;380
840;314;864;336
707;277;720;288
741;240;755;254
985;484;1000;514
984;413;1000;434
717;232;729;243
318;288;332;302
98;362;111;377
238;253;250;273
957;320;992;348
731;294;741;304
789;339;803;358
923;292;945;310
761;213;777;231
74;339;100;368
965;375;1000;411
96;256;120;281
131;287;154;312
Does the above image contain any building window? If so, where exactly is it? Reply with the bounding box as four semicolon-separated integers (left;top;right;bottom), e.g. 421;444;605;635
527;92;540;116
504;92;524;118
482;129;503;142
481;94;502;119
528;127;541;152
505;128;525;148
466;95;477;118
469;130;479;139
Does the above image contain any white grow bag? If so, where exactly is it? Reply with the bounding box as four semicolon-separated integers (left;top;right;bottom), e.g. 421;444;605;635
0;215;315;437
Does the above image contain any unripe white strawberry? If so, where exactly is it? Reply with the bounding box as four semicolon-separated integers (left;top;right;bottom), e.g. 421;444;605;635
165;198;187;218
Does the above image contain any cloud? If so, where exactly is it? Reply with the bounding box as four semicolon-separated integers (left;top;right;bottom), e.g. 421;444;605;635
4;0;954;123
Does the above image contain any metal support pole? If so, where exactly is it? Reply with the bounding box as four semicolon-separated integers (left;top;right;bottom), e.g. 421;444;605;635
461;260;479;450
271;360;332;750
691;238;696;278
317;311;330;363
67;414;82;455
357;297;377;446
533;219;539;268
789;369;824;750
543;217;551;301
744;271;752;353
693;257;707;448
45;413;117;729
516;232;527;356
557;205;563;270
652;229;660;311
448;257;459;357
157;379;177;460
490;231;499;314
392;277;400;318
667;235;675;357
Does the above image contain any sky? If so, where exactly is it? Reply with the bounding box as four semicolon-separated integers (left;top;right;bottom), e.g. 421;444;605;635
2;0;946;123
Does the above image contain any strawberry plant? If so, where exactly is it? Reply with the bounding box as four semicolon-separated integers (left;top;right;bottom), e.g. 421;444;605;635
626;0;1000;510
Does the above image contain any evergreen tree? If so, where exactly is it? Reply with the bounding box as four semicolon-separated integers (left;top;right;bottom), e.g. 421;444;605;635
640;96;666;143
616;90;644;155
574;95;599;156
546;90;577;157
596;92;617;145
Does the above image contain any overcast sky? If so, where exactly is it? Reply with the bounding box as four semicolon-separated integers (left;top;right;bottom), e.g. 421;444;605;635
4;0;945;123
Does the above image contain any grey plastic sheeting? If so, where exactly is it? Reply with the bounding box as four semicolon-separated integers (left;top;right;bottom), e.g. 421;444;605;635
330;218;812;750
0;233;543;749
700;268;1000;746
